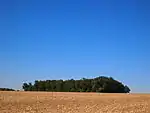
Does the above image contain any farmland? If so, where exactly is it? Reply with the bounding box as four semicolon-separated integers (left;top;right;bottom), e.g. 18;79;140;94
0;91;150;113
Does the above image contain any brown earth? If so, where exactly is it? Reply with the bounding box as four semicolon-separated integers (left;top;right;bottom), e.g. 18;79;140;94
0;91;150;113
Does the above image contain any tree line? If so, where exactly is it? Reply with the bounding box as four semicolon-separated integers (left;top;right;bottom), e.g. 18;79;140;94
0;88;15;91
22;76;130;93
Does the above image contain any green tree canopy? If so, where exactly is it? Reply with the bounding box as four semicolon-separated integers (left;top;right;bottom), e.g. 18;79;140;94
0;88;15;91
22;76;131;93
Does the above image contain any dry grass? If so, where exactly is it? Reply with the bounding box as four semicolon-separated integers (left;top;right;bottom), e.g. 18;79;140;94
0;91;150;113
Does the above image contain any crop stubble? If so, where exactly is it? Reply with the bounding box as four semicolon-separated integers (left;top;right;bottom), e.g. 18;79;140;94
0;91;150;113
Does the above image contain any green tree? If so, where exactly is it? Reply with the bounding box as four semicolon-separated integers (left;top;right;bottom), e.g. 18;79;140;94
124;85;130;93
22;76;131;93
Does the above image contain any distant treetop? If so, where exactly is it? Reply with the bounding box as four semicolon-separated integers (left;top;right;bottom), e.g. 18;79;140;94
22;76;130;93
0;88;15;91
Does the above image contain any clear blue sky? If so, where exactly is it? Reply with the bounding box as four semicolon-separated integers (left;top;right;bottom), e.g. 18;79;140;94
0;0;150;93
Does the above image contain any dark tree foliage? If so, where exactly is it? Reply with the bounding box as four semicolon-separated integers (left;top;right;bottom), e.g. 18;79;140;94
124;85;130;93
22;76;131;93
0;88;15;91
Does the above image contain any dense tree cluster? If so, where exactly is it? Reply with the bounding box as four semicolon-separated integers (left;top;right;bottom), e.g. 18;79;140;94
0;88;15;91
22;76;130;93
